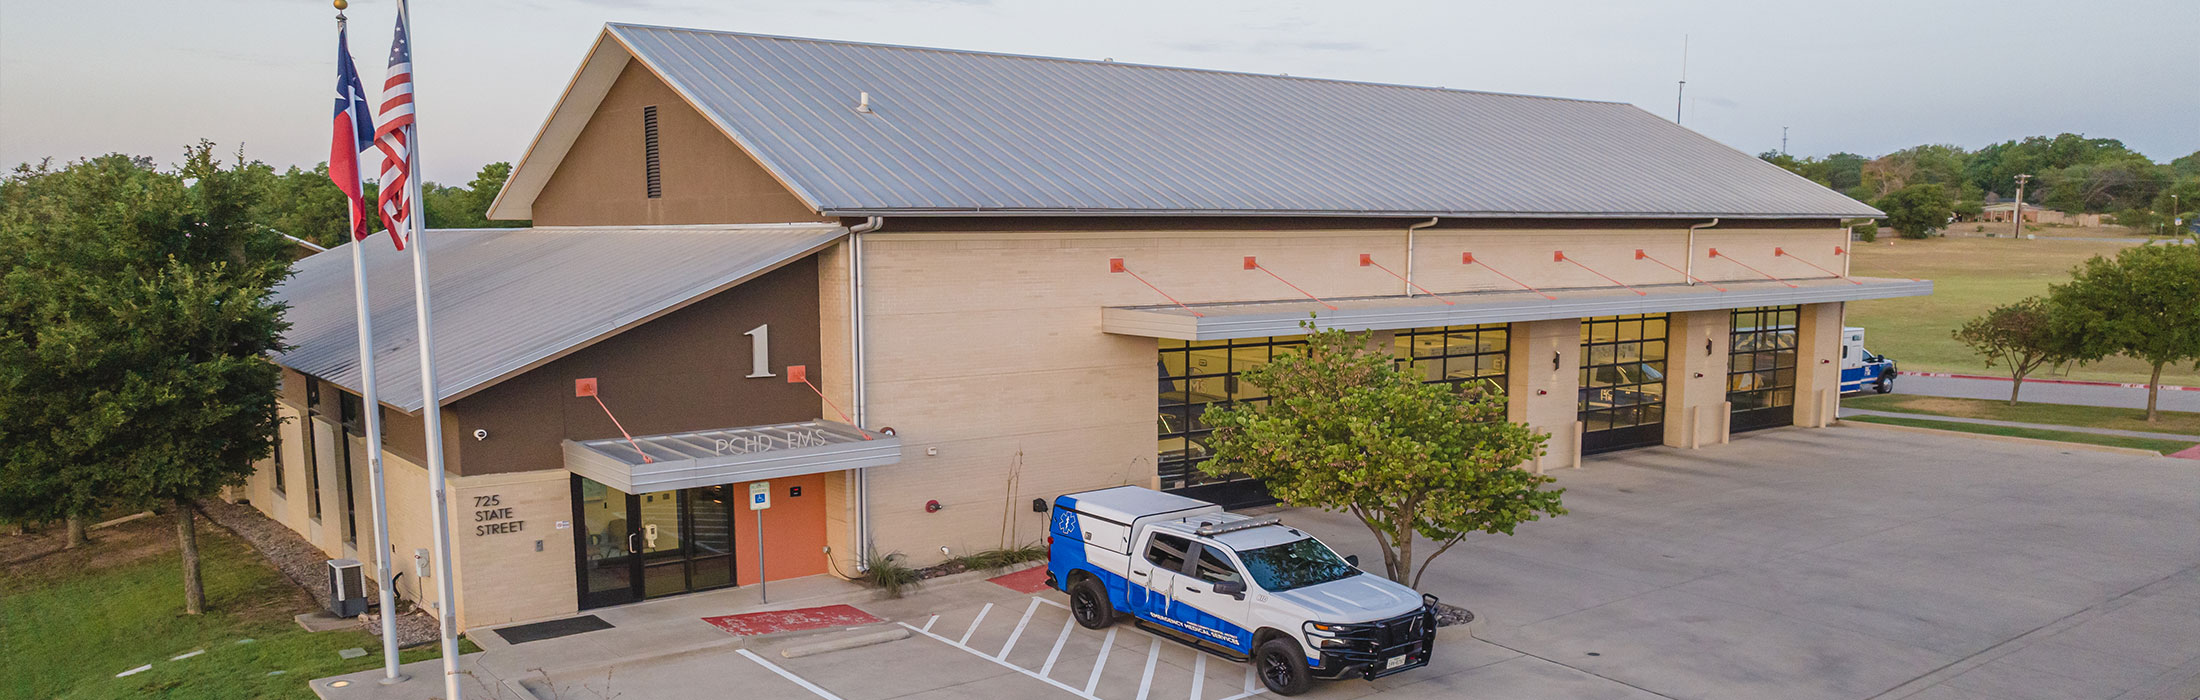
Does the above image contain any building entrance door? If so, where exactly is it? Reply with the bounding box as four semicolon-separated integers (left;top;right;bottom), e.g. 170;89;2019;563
1728;306;1800;433
1579;314;1670;454
572;477;738;610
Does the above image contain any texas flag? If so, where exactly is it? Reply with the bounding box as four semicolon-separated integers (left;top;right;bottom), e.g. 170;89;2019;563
331;24;402;250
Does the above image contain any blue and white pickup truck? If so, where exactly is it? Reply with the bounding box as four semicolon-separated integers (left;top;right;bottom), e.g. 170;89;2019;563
1045;486;1436;696
1840;326;1899;394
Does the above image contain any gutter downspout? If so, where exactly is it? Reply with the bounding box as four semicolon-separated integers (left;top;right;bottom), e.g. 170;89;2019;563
846;216;883;567
1685;218;1719;285
1405;217;1439;296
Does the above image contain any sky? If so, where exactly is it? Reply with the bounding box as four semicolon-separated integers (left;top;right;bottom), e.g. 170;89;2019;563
3;0;2194;184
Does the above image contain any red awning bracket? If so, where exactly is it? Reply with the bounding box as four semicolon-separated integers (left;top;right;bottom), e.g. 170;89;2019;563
1634;249;1727;291
1706;248;1799;288
1776;247;1862;285
1463;252;1556;300
1244;256;1338;310
1358;253;1454;305
1110;258;1203;317
1554;251;1647;296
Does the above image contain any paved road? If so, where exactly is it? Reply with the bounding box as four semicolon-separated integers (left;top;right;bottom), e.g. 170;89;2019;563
1839;407;2200;442
1892;373;2200;413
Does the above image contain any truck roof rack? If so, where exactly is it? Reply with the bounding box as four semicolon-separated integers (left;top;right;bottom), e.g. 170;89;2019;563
1194;515;1281;536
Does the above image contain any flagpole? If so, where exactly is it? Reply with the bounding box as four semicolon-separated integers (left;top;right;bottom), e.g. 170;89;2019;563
336;4;407;685
393;1;464;697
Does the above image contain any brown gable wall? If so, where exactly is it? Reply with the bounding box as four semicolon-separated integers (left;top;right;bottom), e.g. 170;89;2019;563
448;256;823;476
531;62;825;227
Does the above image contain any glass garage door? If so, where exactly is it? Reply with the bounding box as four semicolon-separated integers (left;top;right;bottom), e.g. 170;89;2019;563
1728;306;1800;433
1579;314;1669;454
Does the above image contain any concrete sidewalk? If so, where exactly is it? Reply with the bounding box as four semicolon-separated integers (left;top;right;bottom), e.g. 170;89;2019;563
1839;407;2200;443
1894;373;2200;413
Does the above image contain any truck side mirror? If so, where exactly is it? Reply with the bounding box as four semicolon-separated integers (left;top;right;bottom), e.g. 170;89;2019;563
1213;580;1246;600
1345;555;1360;568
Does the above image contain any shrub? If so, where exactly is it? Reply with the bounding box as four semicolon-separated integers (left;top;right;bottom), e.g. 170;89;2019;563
861;551;922;598
949;543;1047;572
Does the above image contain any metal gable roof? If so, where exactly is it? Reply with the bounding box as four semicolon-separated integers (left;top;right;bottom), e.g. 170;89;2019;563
271;224;845;412
596;23;1880;219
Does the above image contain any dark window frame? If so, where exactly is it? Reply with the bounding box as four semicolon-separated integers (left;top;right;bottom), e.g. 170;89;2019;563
1728;306;1800;412
1578;314;1671;434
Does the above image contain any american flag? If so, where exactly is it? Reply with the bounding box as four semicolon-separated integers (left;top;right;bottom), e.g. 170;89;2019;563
373;5;416;241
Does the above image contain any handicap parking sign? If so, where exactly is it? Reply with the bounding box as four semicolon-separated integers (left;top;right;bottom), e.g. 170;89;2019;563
748;481;771;510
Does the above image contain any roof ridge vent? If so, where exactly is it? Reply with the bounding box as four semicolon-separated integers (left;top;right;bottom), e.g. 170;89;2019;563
854;91;873;114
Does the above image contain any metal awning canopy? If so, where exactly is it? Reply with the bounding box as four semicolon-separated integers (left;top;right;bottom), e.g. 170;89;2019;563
1102;276;1932;340
563;420;900;494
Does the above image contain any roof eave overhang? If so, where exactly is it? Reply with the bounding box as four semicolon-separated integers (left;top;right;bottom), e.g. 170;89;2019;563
563;421;901;494
819;208;1881;220
1102;277;1932;341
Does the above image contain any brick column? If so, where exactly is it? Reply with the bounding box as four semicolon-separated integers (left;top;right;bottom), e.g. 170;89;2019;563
1663;310;1732;448
1792;302;1846;428
1508;318;1583;472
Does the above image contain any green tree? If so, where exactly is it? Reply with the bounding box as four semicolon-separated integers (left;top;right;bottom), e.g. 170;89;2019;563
1875;184;1953;239
2046;244;2200;421
1197;324;1563;587
423;161;526;229
1951;298;2077;405
245;161;377;249
0;144;289;613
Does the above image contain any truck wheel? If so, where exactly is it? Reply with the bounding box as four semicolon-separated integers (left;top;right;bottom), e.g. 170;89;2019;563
1069;578;1115;630
1875;375;1894;394
1254;638;1313;696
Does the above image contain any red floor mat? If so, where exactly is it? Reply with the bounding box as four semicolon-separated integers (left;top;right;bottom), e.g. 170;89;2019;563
703;604;882;637
989;566;1051;594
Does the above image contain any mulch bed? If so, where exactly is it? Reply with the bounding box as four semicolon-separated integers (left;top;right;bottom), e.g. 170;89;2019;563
195;498;440;647
1432;602;1475;628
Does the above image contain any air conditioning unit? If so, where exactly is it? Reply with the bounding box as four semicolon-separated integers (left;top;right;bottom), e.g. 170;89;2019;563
327;559;367;618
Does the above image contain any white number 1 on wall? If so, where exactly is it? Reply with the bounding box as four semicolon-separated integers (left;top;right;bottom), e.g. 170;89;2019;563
745;325;776;378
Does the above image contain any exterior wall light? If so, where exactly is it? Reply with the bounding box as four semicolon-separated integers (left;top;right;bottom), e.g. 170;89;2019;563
1552;351;1561;371
926;499;943;513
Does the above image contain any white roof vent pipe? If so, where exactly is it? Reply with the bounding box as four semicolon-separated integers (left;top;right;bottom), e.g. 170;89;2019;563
855;91;873;114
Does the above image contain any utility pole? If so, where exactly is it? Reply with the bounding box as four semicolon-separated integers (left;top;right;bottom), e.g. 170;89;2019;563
1675;35;1688;124
1781;127;1788;156
2011;173;2031;240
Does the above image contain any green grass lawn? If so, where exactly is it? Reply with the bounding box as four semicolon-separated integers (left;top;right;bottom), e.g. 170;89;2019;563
0;516;466;700
1845;393;2200;437
1846;236;2200;387
1844;414;2197;454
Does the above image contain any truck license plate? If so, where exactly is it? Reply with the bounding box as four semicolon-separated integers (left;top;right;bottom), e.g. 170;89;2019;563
1385;655;1407;670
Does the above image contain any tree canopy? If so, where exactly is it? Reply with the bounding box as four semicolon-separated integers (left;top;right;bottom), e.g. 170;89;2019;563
242;159;525;249
1762;133;2199;222
1875;184;1953;239
1950;297;2077;405
1197;324;1563;587
2046;244;2200;421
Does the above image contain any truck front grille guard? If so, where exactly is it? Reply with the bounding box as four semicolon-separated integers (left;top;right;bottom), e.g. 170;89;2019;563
1302;594;1439;678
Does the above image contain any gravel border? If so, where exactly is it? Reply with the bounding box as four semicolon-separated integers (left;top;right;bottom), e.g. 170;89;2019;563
196;498;440;647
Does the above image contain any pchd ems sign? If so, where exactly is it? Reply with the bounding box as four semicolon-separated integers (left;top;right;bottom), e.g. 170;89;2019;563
472;494;526;536
712;428;828;456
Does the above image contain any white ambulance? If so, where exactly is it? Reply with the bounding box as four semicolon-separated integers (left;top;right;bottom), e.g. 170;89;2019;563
1044;486;1436;696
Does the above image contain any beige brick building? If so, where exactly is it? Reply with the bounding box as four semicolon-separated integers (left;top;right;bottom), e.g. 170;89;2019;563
246;24;1925;633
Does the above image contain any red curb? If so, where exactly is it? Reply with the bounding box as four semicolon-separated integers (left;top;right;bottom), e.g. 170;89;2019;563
1899;371;2200;392
988;566;1051;594
2171;445;2200;461
703;604;883;637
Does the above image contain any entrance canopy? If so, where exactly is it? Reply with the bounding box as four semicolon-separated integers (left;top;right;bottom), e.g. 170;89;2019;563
563;421;899;494
1102;276;1931;341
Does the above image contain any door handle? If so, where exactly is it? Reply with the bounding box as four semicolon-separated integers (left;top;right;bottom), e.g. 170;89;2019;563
628;532;640;553
1183;586;1205;593
1132;569;1149;576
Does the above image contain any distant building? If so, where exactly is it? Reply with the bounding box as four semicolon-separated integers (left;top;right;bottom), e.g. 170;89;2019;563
1972;203;2103;227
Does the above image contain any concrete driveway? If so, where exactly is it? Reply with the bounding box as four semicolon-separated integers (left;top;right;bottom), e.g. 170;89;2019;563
325;424;2199;700
1284;424;2200;700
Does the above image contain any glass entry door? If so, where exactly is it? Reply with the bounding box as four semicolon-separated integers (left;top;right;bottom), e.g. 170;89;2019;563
1579;314;1670;454
573;477;739;609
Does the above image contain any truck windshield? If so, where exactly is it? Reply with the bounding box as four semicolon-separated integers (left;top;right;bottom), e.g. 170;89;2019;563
1237;538;1358;592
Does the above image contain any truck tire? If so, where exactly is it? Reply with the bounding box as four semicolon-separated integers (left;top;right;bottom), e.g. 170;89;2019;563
1254;638;1313;696
1069;577;1116;630
1875;374;1894;394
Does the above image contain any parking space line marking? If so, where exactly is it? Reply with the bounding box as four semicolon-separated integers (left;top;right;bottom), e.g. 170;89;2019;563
959;602;994;645
999;598;1042;658
899;620;1104;700
1190;653;1206;700
1036;596;1069;611
1039;618;1075;677
921;614;938;633
1084;627;1118;695
1134;637;1162;700
737;648;848;700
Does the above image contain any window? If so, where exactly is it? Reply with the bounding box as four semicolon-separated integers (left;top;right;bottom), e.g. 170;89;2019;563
271;408;290;496
642;105;662;199
1237;538;1359;592
1729;306;1800;417
1191;545;1242;584
1144;533;1192;573
1392;324;1509;395
338;393;364;546
303;387;324;522
1578;314;1670;438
